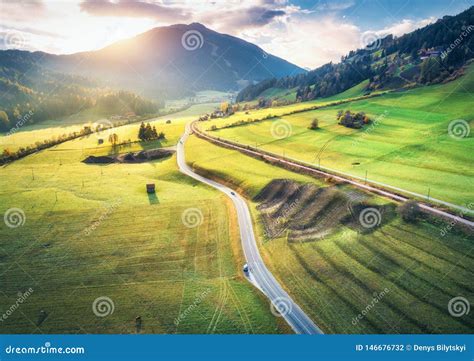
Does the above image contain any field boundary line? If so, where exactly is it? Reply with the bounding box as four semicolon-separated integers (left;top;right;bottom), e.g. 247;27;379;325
191;121;474;228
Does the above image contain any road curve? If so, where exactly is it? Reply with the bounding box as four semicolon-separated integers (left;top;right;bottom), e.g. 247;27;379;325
177;124;324;335
191;123;474;229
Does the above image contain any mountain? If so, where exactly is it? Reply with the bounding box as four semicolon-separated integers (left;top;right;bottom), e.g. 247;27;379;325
0;22;305;131
237;6;474;103
38;23;305;98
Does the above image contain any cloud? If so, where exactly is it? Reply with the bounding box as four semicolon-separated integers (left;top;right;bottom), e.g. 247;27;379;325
245;16;360;68
0;0;45;21
241;15;436;69
373;17;435;38
314;0;355;11
201;6;287;30
79;0;190;21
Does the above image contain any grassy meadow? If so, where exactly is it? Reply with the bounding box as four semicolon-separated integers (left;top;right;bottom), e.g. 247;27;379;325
186;135;474;334
0;103;218;153
0;108;286;334
198;67;474;206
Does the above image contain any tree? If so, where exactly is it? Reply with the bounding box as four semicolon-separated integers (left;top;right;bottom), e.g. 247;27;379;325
145;123;153;139
220;102;229;114
108;133;119;146
337;110;368;129
2;148;12;157
138;122;146;140
309;118;319;129
0;111;9;130
397;201;421;223
420;58;441;83
138;122;164;141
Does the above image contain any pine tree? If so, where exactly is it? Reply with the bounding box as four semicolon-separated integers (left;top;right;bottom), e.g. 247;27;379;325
145;123;152;140
138;122;146;140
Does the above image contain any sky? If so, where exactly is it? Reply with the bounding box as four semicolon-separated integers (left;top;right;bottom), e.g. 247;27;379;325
0;0;473;69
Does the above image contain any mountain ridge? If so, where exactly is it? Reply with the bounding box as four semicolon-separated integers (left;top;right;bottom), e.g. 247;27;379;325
31;22;306;98
237;6;474;103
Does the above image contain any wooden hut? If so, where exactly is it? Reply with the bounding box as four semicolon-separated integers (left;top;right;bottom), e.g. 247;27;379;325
146;183;155;194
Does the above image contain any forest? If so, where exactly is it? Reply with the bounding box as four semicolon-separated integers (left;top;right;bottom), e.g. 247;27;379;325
237;6;474;102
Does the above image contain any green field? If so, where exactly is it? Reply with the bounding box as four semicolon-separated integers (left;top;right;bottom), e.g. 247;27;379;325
0;103;218;153
186;135;474;334
198;66;474;206
1;70;473;335
0;108;286;334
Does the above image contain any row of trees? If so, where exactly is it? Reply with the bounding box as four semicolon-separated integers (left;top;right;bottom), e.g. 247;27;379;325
1;126;94;165
138;122;165;141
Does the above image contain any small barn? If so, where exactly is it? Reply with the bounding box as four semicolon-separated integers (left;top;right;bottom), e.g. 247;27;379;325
146;183;155;194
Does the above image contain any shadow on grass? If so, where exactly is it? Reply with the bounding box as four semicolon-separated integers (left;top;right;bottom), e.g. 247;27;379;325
148;192;159;205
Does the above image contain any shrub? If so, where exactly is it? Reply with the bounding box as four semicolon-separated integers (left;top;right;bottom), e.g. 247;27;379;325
309;118;319;129
397;201;421;222
337;110;370;129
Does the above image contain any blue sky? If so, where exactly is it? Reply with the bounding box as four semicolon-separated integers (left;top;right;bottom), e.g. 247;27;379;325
294;0;473;30
0;0;473;68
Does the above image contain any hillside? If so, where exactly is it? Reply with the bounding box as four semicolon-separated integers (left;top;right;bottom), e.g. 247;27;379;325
0;50;162;133
186;134;474;334
198;62;474;206
237;6;474;102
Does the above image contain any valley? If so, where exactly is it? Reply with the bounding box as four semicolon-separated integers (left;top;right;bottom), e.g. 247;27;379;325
1;3;473;339
197;64;474;207
0;105;288;334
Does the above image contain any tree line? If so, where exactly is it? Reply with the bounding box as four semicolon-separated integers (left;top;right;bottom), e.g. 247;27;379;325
0;52;163;132
237;6;474;102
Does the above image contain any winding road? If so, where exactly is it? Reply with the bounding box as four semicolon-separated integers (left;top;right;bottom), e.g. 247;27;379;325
177;124;323;335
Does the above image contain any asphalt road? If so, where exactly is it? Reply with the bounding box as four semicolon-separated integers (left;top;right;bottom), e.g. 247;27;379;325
177;124;324;335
